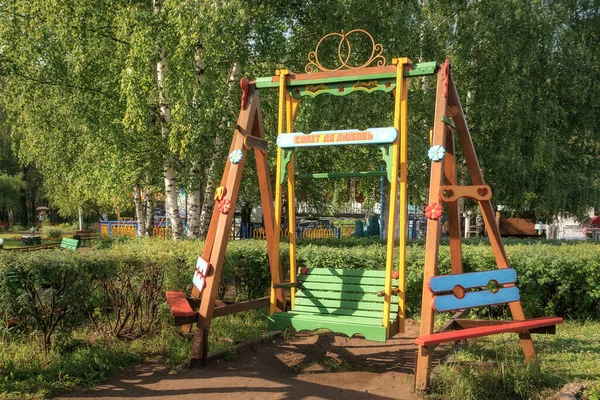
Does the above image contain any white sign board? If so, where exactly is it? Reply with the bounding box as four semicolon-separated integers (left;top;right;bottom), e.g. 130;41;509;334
193;257;211;293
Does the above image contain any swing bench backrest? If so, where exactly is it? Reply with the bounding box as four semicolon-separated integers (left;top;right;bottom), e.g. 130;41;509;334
269;267;400;342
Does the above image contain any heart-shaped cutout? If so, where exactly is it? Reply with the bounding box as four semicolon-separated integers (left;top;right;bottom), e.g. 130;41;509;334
443;189;455;200
477;187;488;197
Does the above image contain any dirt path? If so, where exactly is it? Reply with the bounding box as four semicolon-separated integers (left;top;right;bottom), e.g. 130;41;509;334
59;320;442;400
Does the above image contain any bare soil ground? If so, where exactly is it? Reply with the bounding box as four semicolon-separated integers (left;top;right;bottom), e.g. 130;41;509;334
58;319;445;400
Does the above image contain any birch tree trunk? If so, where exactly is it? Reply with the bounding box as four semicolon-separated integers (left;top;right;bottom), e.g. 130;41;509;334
133;185;147;236
197;62;240;238
154;1;183;240
187;162;202;238
144;187;154;236
78;207;84;231
186;47;206;239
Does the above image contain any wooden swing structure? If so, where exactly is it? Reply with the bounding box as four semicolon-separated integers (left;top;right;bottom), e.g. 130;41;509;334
166;30;561;390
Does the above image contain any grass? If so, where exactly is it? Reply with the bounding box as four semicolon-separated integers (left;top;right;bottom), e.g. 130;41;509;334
0;308;270;399
427;320;600;400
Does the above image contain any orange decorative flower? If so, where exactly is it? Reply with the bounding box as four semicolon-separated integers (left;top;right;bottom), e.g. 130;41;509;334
218;199;232;214
425;202;443;220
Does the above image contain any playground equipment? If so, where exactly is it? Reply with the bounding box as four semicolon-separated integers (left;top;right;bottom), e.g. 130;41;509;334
165;30;561;389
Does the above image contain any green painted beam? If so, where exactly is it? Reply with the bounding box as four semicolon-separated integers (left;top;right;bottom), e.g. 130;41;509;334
255;61;438;89
404;61;439;77
295;171;387;179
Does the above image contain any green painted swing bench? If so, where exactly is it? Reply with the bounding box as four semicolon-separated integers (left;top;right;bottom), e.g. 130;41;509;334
268;268;399;342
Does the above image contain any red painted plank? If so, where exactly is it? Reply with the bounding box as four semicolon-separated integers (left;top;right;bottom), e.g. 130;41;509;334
415;316;563;346
166;291;195;318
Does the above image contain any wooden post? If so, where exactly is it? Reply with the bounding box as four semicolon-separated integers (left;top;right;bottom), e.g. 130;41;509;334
285;94;301;308
271;69;288;315
442;124;463;275
397;59;412;334
414;64;449;391
252;96;285;314
383;58;409;334
190;86;280;365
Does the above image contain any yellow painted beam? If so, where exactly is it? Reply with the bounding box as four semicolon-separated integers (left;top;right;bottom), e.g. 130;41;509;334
271;69;288;315
286;94;300;307
397;60;411;334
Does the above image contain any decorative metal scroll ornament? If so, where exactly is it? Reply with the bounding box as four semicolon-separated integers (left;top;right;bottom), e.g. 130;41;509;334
305;29;387;73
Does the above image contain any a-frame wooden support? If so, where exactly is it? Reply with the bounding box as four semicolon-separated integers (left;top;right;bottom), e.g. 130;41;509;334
189;81;285;366
414;61;537;389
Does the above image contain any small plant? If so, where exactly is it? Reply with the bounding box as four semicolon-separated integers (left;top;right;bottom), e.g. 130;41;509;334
46;227;63;240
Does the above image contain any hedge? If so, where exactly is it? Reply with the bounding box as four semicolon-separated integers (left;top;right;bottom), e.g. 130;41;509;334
0;238;599;350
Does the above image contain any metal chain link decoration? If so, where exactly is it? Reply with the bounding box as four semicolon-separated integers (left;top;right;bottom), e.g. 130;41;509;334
305;29;387;73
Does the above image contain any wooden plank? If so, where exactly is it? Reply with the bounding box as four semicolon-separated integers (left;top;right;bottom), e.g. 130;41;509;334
244;135;268;153
454;319;557;334
294;297;391;312
397;60;411;334
252;95;285;314
295;171;387;179
212;296;270;318
290;78;396;99
271;69;288;315
415;317;563;346
166;291;196;318
299;281;385;293
296;290;399;303
415;62;449;391
292;304;395;319
269;312;389;342
255;61;436;89
433;287;520;312
279;311;393;326
276;127;397;148
301;268;387;278
299;274;395;286
259;65;397;87
442;125;463;275
286;94;300;309
191;88;259;364
429;269;518;293
439;185;492;202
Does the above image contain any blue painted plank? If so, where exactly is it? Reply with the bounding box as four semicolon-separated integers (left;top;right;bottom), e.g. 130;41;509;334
429;269;517;293
433;287;520;312
277;127;397;148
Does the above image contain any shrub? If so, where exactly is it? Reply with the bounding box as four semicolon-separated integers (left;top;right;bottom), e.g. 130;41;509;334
1;237;598;351
0;251;92;352
45;228;63;240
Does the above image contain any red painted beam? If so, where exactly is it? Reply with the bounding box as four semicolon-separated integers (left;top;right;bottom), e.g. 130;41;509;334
415;316;563;346
166;291;195;318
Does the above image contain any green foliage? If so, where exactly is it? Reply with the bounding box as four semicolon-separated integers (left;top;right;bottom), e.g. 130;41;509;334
584;382;600;400
0;251;92;352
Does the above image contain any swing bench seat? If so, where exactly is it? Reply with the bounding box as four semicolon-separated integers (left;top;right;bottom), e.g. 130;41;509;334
268;268;399;342
415;269;563;347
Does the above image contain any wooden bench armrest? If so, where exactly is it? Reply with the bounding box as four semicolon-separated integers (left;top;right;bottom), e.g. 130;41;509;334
273;282;302;289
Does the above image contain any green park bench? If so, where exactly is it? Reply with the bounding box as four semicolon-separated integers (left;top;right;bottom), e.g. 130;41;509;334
60;237;80;250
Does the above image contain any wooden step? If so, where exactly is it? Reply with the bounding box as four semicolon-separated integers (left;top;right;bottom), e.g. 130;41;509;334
415;316;563;346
